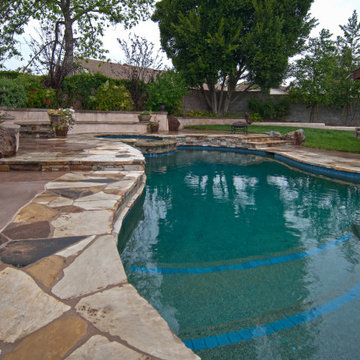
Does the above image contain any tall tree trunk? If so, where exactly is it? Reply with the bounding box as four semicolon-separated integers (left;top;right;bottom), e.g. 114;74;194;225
59;1;74;88
200;85;212;111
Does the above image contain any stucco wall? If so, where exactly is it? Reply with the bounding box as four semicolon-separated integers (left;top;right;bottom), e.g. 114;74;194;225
182;90;360;126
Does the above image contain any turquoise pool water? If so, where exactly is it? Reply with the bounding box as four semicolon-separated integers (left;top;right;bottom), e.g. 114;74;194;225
118;150;360;360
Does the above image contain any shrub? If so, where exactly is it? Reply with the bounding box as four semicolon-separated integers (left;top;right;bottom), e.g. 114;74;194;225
249;112;263;122
0;70;22;80
89;80;133;111
248;98;263;114
146;70;188;114
61;73;110;109
0;77;27;108
16;74;55;108
248;96;290;120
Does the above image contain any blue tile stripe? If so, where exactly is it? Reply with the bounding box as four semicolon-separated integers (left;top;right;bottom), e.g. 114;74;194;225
183;282;360;351
131;234;351;274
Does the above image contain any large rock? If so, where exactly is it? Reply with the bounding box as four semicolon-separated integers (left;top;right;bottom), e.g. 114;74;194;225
282;129;306;145
0;124;20;158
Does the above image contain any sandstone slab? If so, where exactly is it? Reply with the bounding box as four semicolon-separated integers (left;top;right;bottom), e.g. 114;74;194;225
26;255;65;288
2;315;87;360
52;210;113;237
48;197;74;207
2;220;51;240
46;181;105;189
76;285;200;360
0;236;87;266
14;203;58;223
0;267;70;343
66;335;151;360
74;191;119;210
52;235;126;299
56;235;95;258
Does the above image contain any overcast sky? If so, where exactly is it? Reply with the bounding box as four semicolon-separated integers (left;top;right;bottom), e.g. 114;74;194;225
4;0;360;70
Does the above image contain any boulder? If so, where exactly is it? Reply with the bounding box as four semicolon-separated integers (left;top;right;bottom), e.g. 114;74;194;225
0;124;20;158
282;129;306;145
355;127;360;139
168;115;180;132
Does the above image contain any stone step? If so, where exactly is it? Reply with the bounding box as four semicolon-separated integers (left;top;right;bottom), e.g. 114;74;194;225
244;136;282;142
244;139;294;148
17;122;53;138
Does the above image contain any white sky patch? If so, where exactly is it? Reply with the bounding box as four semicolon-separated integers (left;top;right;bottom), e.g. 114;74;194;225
310;0;359;38
3;0;360;71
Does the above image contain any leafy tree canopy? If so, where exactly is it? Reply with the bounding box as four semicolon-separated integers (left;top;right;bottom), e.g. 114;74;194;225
290;11;360;123
0;0;154;87
152;0;315;114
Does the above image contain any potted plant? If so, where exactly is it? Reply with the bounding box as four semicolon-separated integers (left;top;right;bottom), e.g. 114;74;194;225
48;108;75;137
138;110;152;122
147;121;159;133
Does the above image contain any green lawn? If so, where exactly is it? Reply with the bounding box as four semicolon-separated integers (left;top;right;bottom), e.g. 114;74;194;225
185;125;360;153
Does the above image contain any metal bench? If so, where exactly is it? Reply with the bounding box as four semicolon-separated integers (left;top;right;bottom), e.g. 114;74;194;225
231;121;248;134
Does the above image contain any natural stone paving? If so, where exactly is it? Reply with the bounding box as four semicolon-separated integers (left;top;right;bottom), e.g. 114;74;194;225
66;335;152;360
26;255;66;287
76;285;199;360
2;315;88;360
268;145;360;174
0;136;199;360
52;235;127;299
0;267;70;343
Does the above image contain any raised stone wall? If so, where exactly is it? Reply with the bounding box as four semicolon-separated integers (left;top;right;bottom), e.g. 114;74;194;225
0;108;169;134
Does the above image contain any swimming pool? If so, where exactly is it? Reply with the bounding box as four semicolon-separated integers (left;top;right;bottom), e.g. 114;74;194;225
118;150;360;359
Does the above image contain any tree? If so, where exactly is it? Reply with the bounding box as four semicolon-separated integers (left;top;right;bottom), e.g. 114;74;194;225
0;0;154;87
146;70;188;114
290;11;360;124
117;33;163;110
328;10;360;124
289;29;337;122
152;0;314;114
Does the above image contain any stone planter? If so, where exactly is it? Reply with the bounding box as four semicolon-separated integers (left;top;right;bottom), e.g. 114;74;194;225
138;114;152;122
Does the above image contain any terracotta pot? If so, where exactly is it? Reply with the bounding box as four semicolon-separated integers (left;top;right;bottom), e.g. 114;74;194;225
54;126;69;137
148;123;159;133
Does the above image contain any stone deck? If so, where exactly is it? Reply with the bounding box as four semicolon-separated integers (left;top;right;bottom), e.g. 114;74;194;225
0;133;359;360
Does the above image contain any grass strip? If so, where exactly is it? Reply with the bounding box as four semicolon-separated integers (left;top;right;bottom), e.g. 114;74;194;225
185;125;360;153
